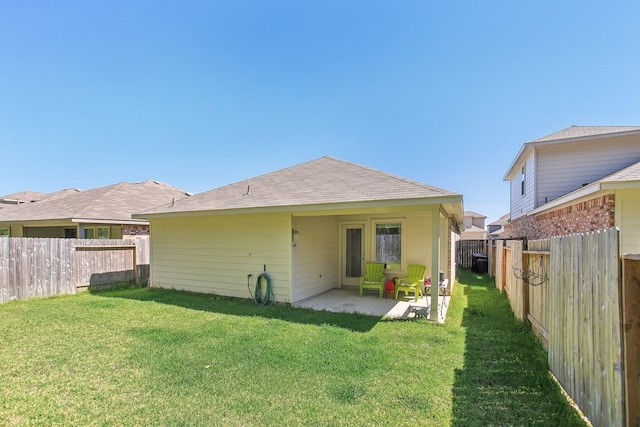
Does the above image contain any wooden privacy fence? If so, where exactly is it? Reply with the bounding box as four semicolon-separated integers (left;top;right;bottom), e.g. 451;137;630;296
491;228;637;427
0;237;149;304
456;239;487;269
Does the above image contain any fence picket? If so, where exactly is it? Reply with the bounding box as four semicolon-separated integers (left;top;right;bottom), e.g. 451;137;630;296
496;228;624;427
0;237;149;303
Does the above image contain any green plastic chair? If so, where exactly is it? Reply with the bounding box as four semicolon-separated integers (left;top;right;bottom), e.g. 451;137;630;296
359;263;386;298
395;264;427;302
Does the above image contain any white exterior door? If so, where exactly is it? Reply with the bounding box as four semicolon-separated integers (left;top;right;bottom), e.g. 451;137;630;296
340;223;365;287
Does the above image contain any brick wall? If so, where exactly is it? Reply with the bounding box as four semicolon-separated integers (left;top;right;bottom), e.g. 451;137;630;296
503;194;615;240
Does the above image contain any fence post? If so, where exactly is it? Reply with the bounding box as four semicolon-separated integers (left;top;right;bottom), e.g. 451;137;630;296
622;254;640;427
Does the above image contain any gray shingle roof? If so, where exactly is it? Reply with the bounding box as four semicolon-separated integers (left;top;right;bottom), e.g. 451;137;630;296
142;156;461;215
531;125;640;143
601;160;640;184
0;181;190;222
0;191;48;203
464;210;486;218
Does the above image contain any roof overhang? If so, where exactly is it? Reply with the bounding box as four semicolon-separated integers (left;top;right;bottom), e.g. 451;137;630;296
135;195;465;228
71;218;149;225
0;218;148;226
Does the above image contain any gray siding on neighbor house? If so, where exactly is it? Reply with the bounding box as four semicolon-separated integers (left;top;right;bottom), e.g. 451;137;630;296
536;136;640;207
510;154;535;220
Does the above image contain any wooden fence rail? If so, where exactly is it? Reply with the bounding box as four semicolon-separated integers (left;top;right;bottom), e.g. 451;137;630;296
490;228;631;427
0;237;149;304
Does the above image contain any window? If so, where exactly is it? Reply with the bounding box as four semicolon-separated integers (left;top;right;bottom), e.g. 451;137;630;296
84;228;95;239
375;222;402;270
0;227;9;237
64;228;77;238
520;166;526;196
97;227;110;239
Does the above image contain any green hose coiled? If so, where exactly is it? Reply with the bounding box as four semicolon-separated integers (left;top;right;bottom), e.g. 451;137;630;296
253;272;274;305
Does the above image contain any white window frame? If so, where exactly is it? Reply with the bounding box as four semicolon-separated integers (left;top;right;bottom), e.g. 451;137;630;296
372;219;405;272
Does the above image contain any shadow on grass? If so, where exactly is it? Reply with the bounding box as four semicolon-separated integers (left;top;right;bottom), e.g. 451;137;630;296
451;269;587;426
92;286;382;332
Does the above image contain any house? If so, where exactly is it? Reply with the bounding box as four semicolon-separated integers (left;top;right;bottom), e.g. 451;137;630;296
0;191;47;206
502;125;640;252
460;210;488;240
136;157;464;312
487;213;509;238
0;180;191;239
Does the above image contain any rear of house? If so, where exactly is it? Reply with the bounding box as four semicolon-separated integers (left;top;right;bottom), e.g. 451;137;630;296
138;157;464;304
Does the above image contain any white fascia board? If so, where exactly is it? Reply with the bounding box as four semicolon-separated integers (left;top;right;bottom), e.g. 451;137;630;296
600;180;640;190
503;144;532;181
72;218;149;225
528;183;602;215
135;195;464;220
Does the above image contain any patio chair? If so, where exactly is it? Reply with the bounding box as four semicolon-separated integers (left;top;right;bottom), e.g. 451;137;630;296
359;262;386;298
394;264;427;302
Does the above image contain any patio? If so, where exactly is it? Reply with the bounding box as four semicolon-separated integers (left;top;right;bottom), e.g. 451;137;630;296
293;287;451;323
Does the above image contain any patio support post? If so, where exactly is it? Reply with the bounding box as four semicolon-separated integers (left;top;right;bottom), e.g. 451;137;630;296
430;208;440;321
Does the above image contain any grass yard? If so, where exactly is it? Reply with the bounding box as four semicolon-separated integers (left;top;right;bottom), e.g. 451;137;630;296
0;269;587;426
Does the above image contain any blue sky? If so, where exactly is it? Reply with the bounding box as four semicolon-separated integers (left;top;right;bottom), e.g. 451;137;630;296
1;1;639;224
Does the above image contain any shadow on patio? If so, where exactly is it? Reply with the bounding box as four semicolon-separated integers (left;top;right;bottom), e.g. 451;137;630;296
293;287;451;322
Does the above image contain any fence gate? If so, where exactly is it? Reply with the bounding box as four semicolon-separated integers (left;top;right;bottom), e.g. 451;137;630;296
456;240;487;269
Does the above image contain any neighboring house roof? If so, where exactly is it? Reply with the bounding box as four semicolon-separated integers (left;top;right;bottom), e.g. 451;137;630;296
0;191;48;204
139;156;464;224
531;125;640;143
464;210;486;218
461;225;487;235
530;160;640;215
504;125;640;180
488;213;510;227
0;180;191;224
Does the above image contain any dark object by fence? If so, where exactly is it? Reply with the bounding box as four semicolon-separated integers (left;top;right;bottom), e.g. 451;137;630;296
471;253;488;273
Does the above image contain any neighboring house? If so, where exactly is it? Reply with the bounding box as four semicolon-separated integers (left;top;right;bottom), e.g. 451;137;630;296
502;125;640;253
460;210;488;240
487;213;509;238
0;191;47;206
0;180;191;239
136;156;464;305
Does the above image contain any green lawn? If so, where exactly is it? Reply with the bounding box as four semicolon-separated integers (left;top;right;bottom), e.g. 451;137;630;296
0;269;587;426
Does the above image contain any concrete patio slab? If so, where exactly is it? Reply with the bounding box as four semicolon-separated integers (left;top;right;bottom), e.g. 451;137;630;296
293;288;450;323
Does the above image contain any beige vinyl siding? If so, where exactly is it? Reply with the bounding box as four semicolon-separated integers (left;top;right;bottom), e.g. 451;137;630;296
510;155;535;219
615;189;640;254
537;137;640;207
149;213;292;302
291;216;338;302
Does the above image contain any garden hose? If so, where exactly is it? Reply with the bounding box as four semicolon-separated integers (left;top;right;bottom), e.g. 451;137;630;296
251;272;274;306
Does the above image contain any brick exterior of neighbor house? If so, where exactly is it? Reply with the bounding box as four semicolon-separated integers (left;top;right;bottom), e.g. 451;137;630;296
503;194;615;240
